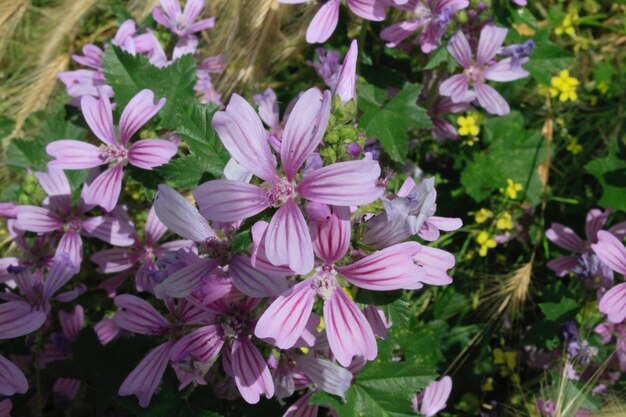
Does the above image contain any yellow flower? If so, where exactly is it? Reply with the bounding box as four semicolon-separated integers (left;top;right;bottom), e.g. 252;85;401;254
299;347;310;354
550;70;579;103
500;178;523;199
457;115;480;137
476;231;497;257
597;81;609;95
475;208;493;224
555;10;579;37
496;212;514;230
566;136;583;155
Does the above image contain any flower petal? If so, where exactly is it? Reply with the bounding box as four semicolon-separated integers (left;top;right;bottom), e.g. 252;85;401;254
145;205;168;245
154;184;215;243
380;19;424;47
598;283;626;324
229;255;289;298
476;25;508;66
281;88;331;181
113;294;171;335
255;278;316;349
0;300;47;339
47;140;104;170
0;354;28;396
80;94;117;146
212;94;278;182
194;180;270;223
170;325;224;363
306;0;340;44
294;354;352;398
15;206;62;233
57;231;83;270
546;256;579;277
439;74;474;103
231;336;274;404
474;82;510;116
119;90;166;145
546;223;585;253
81;164;125;212
592;230;626;276
35;168;72;214
154;258;220;299
420;376;453;417
81;214;135;246
311;207;351;264
324;288;377;367
91;249;136;273
447;29;472;68
128;139;177;170
297;159;383;206
43;254;77;299
264;201;314;275
347;0;386;21
585;208;610;243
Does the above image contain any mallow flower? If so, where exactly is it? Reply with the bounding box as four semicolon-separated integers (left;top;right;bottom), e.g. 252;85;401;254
280;0;386;44
194;88;384;274
592;231;626;324
46;89;178;212
412;376;453;416
439;25;530;115
152;0;215;38
381;0;470;53
0;354;28;397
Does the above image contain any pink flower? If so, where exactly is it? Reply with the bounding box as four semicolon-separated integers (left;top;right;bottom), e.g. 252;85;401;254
194;88;383;274
413;376;452;416
0;354;28;396
255;207;429;366
280;0;386;44
334;40;359;104
592;231;626;323
15;168;135;268
439;25;530;115
381;0;469;53
46;89;177;212
152;0;215;38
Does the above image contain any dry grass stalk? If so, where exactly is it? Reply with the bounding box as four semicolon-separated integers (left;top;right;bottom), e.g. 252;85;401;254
0;0;29;61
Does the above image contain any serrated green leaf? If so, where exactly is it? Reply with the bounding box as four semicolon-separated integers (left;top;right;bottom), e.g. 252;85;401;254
103;45;197;129
157;155;208;189
383;299;411;328
539;298;579;322
585;138;626;213
359;83;431;163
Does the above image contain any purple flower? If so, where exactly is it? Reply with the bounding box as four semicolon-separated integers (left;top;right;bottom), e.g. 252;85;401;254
546;209;625;290
152;0;215;38
194;88;384;274
308;48;342;90
429;96;471;140
280;0;386;44
413;376;453;416
92;204;193;294
46;89;177;212
0;354;28;396
439;25;530;115
334;40;359;104
592;231;626;323
254;207;432;366
195;55;225;105
15;168;135;267
381;0;469;53
0;255;78;339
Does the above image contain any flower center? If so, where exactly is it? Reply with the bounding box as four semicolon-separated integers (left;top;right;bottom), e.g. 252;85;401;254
100;145;128;164
414;3;432;20
63;218;82;233
267;177;295;207
202;237;231;258
464;66;484;85
314;266;337;301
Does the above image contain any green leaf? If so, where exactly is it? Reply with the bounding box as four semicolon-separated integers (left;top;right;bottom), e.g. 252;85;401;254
103;45;197;129
359;83;431;163
230;229;253;253
424;47;458;72
311;361;436;417
157;155;208;189
0;116;15;140
524;29;574;85
355;289;403;306
539;298;579;321
382;299;411;328
585;138;626;212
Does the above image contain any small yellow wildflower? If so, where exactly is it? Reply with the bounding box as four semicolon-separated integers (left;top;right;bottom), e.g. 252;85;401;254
476;231;497;257
496;212;514;230
493;348;517;377
475;208;493;224
566;136;583;155
457;115;480;137
299;347;310;354
554;9;579;37
550;70;579;102
597;81;609;95
500;178;523;199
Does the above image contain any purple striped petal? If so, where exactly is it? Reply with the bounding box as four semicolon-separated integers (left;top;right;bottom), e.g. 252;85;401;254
412;246;455;286
592;231;626;275
46;140;104;170
155;184;215;243
250;221;296;276
170;325;224;363
56;231;83;269
347;0;386;21
546;223;585;253
297;159;383;206
334;40;358;104
255;278;316;349
80;94;117;146
294;354;352;398
15;206;62;233
381;19;424;47
154;258;220;299
53;378;81;400
281;88;331;181
231;336;275;404
43;254;76;300
474;82;510;116
58;305;84;341
476;25;508;66
337;242;424;290
547;256;579;277
598;283;626;324
265;201;315;275
81;215;135;246
311;208;351;264
585;208;610;243
94;318;119;345
81;164;124;212
283;392;318;417
363;305;390;339
128;139;177;170
229;255;289;298
0;300;47;339
194;180;270;223
439;74;474;103
0;354;28;396
483;57;529;82
212;94;278;182
0;399;12;416
119;90;166;145
91;249;135;273
145;205;168;245
188;17;216;34
35;168;72;214
253;88;280;131
324;288;377;367
447;29;472;68
113;294;171;335
118;341;175;408
306;0;340;44
420;376;452;416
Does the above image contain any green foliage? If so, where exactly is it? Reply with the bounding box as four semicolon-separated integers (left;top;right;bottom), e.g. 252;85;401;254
359;83;432;163
585;138;626;212
539;298;578;322
310;361;436;417
524;29;574;85
103;45;197;129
